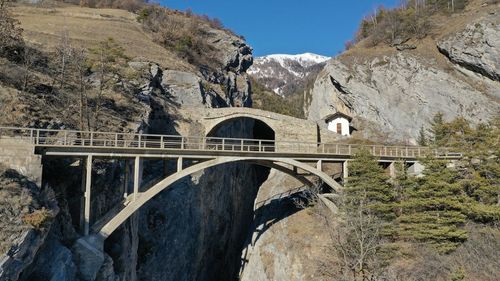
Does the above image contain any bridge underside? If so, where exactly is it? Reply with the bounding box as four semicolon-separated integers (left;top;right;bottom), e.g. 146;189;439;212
51;149;347;240
0;126;461;243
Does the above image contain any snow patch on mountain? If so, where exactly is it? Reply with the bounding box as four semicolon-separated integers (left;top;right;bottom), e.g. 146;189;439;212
249;53;329;96
263;53;330;65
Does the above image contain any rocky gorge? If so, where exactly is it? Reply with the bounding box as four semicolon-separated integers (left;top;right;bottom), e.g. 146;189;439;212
0;4;273;281
0;1;499;281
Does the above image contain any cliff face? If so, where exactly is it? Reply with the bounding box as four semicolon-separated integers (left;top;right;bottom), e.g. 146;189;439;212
437;12;499;82
308;6;500;143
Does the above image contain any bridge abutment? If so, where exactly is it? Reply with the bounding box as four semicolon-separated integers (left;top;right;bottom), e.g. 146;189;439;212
0;138;42;186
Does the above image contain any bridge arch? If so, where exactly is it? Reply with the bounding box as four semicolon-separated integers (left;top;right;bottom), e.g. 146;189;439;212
205;115;277;140
96;157;340;239
201;107;319;144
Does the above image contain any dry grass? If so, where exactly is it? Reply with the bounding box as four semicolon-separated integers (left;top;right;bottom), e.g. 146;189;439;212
339;0;499;68
11;4;194;71
22;207;53;229
381;225;500;281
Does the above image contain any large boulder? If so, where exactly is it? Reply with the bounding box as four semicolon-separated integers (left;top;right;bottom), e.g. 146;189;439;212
23;239;77;281
438;13;500;82
72;235;105;281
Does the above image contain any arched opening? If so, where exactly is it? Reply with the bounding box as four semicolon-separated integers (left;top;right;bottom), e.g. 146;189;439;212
207;117;275;141
207;117;276;153
98;157;339;237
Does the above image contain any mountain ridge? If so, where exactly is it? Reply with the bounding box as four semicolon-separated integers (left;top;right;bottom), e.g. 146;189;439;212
248;52;329;97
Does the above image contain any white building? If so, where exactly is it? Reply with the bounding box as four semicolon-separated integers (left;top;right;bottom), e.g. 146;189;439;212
324;112;352;136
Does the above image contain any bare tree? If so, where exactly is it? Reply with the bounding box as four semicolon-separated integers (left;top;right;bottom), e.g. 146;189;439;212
0;0;23;53
332;192;383;281
88;38;127;130
21;47;36;94
72;47;91;130
55;29;72;91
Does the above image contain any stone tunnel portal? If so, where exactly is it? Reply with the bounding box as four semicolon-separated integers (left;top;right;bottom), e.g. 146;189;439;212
206;117;275;141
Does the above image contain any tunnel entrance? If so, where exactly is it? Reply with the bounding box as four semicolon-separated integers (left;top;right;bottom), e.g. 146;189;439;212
252;119;275;141
207;117;276;152
207;117;275;141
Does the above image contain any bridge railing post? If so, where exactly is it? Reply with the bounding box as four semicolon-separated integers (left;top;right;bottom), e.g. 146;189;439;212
259;140;262;152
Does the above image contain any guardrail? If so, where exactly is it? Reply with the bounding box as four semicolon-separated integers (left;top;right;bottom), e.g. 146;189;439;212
0;127;462;158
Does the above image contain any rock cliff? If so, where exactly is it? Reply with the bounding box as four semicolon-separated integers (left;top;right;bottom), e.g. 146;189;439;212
308;6;500;143
437;12;499;82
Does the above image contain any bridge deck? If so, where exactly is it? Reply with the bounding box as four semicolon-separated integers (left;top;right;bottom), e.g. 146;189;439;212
0;127;463;161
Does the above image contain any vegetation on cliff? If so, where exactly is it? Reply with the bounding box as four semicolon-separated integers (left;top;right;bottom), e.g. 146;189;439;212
250;77;304;118
352;0;470;47
320;115;499;280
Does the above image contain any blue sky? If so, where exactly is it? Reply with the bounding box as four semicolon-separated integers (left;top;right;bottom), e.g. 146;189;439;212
159;0;399;57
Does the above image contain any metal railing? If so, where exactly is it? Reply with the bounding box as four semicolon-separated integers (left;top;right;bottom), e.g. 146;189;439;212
0;127;462;158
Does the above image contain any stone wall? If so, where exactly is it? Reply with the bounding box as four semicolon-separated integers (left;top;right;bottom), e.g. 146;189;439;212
0;138;42;186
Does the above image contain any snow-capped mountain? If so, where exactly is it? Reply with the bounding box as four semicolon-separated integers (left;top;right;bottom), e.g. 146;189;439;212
248;53;330;97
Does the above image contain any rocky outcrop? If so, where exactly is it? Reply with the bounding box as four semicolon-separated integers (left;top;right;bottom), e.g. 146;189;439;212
308;52;500;143
0;229;51;281
23;239;78;281
239;171;331;281
0;168;58;281
197;27;254;107
438;13;500;81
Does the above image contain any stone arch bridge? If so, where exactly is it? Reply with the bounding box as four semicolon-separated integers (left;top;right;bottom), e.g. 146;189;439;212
201;107;318;143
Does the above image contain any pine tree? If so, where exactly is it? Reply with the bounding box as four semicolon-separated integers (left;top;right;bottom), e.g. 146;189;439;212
428;112;447;146
456;117;500;223
397;158;468;253
344;149;396;220
333;149;394;279
417;125;427;146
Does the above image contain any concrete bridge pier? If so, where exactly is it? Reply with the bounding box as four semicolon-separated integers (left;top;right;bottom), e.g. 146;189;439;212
78;155;93;236
71;235;105;281
342;161;348;182
407;161;425;177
